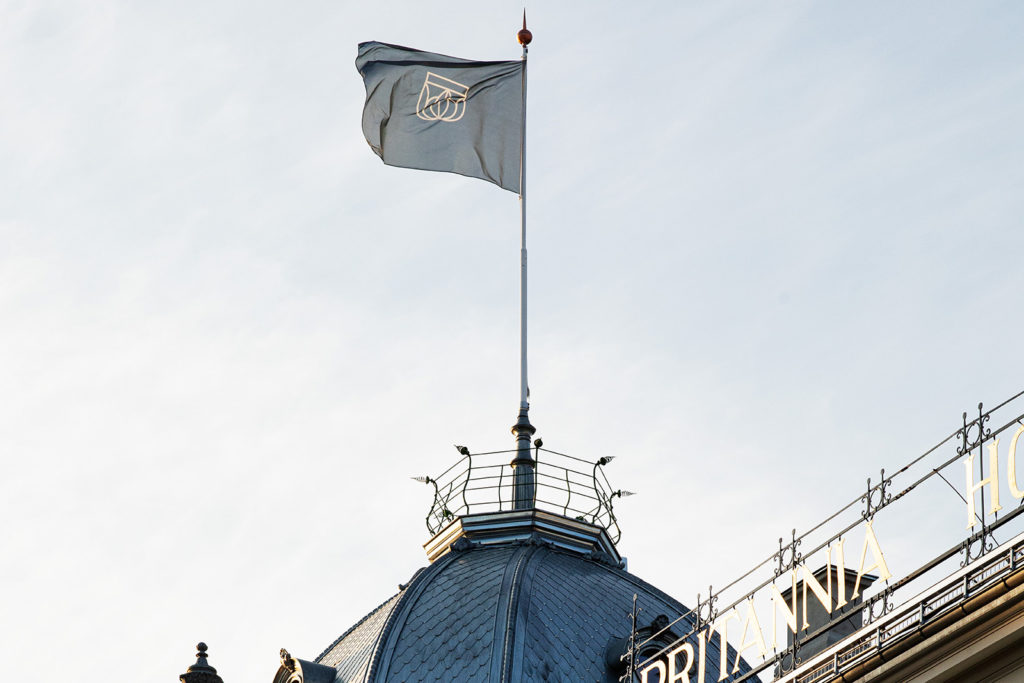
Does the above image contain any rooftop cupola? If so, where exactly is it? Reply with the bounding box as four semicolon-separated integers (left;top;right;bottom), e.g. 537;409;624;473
413;443;633;564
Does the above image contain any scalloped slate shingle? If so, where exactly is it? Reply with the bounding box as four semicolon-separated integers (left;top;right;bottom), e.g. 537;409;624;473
379;546;515;681
312;542;754;682
317;591;403;680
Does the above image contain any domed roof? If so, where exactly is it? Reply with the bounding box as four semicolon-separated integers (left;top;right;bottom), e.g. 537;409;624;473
270;445;751;683
317;539;695;681
276;509;745;683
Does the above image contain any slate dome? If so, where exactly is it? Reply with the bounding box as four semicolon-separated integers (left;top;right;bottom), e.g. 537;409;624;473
270;448;748;683
322;540;700;681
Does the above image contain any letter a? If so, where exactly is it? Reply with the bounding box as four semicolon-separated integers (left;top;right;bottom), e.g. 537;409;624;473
852;521;892;599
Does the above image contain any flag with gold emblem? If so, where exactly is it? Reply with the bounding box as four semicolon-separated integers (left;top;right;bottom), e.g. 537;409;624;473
355;41;524;192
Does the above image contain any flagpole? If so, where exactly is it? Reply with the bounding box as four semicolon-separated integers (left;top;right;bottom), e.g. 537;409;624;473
511;13;536;510
519;26;529;414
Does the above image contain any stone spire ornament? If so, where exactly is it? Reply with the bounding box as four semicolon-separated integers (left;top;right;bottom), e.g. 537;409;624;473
179;642;224;683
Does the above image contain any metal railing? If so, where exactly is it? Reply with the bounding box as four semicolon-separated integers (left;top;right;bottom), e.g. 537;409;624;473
413;446;631;543
788;534;1024;683
624;389;1024;682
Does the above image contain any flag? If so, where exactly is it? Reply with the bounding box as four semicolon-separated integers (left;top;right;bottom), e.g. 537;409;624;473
355;41;524;193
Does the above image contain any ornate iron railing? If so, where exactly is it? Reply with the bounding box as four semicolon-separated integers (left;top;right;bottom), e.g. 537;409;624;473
414;446;631;543
623;389;1024;683
784;533;1024;683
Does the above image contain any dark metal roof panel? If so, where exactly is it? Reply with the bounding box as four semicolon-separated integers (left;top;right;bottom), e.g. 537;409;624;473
313;539;748;682
374;545;517;682
520;549;734;682
316;591;403;680
523;550;658;681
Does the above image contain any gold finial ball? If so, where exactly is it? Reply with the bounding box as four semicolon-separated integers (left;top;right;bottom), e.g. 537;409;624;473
517;27;532;46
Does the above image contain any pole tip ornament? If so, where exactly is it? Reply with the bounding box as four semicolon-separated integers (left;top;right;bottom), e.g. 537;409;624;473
517;11;532;46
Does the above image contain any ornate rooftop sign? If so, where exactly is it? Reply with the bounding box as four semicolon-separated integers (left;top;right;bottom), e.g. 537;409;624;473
627;390;1024;683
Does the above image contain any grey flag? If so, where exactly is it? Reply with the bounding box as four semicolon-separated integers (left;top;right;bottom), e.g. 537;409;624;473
356;41;523;193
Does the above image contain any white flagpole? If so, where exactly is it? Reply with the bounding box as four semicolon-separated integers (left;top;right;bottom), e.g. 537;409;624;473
519;21;530;413
511;14;536;510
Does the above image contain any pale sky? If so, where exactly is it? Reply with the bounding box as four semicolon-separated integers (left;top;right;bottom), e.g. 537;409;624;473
2;2;1024;681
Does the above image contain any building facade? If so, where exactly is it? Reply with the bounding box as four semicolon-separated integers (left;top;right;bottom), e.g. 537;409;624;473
179;397;1024;682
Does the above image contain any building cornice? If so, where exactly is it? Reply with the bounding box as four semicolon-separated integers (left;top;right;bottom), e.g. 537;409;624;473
423;509;622;565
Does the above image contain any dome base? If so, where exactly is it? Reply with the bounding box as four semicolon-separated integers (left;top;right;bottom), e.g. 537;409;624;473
423;509;622;565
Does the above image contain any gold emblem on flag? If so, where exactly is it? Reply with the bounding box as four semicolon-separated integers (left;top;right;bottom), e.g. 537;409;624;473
416;72;469;122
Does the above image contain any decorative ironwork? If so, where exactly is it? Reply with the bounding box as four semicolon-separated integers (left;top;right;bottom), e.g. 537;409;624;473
774;634;802;677
786;538;1024;683
414;446;629;543
861;468;892;520
957;402;997;566
863;584;894;624
960;527;996;567
694;585;717;633
775;528;803;577
622;389;1024;683
626;593;641;682
956;402;992;456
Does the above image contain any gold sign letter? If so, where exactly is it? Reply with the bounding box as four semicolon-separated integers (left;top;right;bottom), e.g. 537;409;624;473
712;610;738;682
964;444;1003;529
770;572;798;648
1007;426;1024;500
639;659;666;683
732;599;768;673
852;521;892;599
800;549;833;630
835;537;848;608
666;642;695;683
